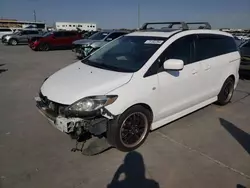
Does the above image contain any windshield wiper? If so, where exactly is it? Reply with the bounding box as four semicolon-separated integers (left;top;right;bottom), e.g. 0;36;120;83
82;60;132;72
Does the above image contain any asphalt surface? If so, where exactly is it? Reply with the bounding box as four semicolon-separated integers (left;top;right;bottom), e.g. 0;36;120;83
0;44;250;188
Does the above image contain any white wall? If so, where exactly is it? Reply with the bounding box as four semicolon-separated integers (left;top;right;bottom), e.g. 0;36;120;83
55;22;97;31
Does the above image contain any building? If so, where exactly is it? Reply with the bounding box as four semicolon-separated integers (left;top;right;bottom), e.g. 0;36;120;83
55;22;96;31
0;19;46;30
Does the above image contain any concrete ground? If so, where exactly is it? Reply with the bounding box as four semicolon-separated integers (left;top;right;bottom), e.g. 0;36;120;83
0;44;249;188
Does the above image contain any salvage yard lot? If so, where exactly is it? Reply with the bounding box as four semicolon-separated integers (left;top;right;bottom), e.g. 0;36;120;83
0;44;250;188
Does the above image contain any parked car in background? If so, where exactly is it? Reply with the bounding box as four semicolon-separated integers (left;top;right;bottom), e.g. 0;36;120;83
239;40;250;75
72;30;128;59
234;36;243;47
81;31;98;39
0;28;14;38
36;22;240;153
28;31;82;51
1;29;42;45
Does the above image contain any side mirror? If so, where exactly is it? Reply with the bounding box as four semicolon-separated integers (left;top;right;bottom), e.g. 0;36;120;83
106;38;113;41
163;59;184;71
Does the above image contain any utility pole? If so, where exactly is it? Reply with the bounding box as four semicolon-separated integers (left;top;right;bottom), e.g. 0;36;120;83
33;10;36;22
138;3;140;29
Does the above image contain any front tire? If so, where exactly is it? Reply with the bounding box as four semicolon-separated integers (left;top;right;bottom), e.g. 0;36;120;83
217;77;235;105
38;43;50;51
107;105;152;152
9;39;18;46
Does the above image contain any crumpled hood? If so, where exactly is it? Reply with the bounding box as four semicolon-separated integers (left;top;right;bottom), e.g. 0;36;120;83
40;61;133;105
73;39;99;45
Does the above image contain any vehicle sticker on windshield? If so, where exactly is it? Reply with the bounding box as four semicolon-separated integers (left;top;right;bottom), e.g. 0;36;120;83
144;40;164;45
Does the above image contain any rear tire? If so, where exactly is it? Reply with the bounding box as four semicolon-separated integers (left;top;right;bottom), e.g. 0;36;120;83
107;105;152;152
9;39;18;46
217;77;235;105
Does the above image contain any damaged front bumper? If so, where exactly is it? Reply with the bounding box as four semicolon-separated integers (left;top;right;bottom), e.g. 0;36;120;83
35;96;114;136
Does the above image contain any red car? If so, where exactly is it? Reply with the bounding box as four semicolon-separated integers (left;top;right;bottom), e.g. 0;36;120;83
29;31;82;51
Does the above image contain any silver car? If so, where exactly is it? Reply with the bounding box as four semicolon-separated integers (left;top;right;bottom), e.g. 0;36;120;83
1;29;42;45
72;30;128;59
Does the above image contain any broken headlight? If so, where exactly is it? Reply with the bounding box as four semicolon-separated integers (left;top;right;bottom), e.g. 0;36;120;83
67;95;118;112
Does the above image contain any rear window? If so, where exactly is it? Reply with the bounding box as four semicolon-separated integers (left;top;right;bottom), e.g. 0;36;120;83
0;28;12;32
195;34;238;61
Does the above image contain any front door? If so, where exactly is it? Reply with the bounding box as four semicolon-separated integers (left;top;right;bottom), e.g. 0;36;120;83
155;35;203;121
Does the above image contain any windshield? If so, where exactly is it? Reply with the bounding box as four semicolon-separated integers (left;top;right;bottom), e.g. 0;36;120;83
43;32;52;37
82;36;166;72
88;31;110;40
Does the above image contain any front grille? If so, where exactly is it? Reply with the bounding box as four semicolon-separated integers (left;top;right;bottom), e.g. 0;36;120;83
39;91;68;116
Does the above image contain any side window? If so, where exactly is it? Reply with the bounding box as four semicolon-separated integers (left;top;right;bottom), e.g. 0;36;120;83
158;35;195;66
29;31;39;34
54;32;64;38
144;35;195;77
0;28;12;32
195;34;237;61
64;32;76;37
21;31;29;35
106;32;125;40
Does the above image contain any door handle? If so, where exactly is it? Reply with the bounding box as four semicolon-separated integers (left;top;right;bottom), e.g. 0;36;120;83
192;69;198;75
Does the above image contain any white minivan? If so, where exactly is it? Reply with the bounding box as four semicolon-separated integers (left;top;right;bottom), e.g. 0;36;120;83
36;22;240;152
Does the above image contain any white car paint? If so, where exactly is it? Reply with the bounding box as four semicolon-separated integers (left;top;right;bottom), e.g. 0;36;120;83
40;29;240;131
40;61;133;104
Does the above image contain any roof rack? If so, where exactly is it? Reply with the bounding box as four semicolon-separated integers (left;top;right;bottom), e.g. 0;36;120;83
186;22;212;29
140;21;211;30
141;22;189;30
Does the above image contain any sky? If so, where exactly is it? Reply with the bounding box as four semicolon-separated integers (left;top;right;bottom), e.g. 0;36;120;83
0;0;250;29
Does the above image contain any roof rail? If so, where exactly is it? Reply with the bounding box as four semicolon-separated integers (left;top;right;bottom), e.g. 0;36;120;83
140;21;212;30
186;22;212;29
140;22;189;30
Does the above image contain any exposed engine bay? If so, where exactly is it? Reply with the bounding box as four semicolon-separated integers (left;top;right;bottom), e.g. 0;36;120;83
35;94;114;155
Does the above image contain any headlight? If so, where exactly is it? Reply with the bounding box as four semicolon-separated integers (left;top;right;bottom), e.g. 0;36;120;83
5;36;11;40
67;95;118;112
83;43;91;47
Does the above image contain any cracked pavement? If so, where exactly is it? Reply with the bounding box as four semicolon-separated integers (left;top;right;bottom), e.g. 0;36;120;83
0;44;249;188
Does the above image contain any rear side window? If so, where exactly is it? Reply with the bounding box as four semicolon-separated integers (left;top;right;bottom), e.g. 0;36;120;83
0;28;12;32
54;32;64;38
195;34;237;61
64;32;77;37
